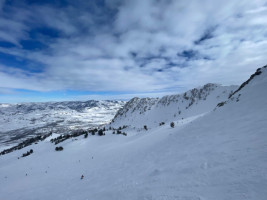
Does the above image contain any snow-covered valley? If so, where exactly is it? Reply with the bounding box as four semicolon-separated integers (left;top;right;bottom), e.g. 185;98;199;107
0;65;266;200
0;100;125;147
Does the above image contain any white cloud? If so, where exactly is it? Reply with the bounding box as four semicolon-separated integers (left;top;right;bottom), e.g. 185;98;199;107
0;0;266;101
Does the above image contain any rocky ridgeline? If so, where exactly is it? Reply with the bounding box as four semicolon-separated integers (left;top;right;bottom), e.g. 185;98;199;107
157;83;217;107
229;65;267;98
114;83;219;118
111;83;237;128
216;65;267;108
114;97;158;118
113;83;235;123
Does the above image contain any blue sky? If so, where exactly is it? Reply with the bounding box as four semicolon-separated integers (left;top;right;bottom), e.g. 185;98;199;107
0;0;266;103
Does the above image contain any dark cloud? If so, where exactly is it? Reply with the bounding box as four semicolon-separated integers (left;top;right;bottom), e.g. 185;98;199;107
177;50;199;60
194;26;217;45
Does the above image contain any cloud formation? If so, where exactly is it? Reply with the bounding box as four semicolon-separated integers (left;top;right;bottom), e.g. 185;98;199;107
0;0;266;101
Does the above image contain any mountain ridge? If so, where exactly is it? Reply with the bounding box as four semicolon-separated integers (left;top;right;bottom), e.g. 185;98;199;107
111;83;238;128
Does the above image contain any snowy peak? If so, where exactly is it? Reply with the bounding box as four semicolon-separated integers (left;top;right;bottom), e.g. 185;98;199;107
229;65;267;99
112;83;237;128
216;65;267;109
157;83;220;107
114;97;158;119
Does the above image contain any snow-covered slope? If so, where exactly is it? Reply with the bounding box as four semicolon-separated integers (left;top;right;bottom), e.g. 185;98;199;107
0;65;266;200
0;100;125;147
112;83;237;128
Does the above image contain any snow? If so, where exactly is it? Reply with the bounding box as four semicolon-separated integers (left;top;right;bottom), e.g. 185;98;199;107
0;100;125;146
112;83;237;129
0;101;124;132
0;66;266;200
0;104;11;108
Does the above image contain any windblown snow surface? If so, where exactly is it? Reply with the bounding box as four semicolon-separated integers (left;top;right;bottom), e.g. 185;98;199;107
0;66;266;200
